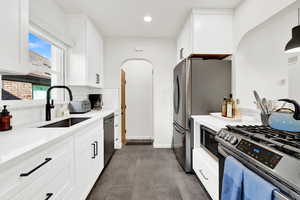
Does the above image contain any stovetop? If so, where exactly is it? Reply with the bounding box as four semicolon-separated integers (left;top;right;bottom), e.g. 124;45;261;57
226;125;300;159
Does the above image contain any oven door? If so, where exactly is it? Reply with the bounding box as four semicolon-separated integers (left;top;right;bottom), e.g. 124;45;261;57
218;145;296;200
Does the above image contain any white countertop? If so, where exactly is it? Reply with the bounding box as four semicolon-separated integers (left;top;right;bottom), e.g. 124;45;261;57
0;109;114;168
192;115;260;132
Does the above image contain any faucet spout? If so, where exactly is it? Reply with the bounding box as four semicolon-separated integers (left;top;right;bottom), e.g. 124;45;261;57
46;86;73;121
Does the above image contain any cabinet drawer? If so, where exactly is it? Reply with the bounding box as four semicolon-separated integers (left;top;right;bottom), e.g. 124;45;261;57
193;148;218;171
32;160;74;200
193;148;219;200
12;154;74;200
0;138;73;200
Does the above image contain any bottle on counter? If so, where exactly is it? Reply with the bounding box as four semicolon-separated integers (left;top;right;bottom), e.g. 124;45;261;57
233;99;241;120
0;105;12;131
221;97;227;117
226;94;234;118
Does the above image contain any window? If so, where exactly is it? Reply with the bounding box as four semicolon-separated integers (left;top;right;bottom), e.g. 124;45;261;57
1;28;67;101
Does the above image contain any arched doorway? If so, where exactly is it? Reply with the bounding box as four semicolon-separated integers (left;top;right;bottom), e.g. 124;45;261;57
120;59;154;145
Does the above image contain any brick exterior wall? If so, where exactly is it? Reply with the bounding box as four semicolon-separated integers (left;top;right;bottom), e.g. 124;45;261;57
3;80;33;100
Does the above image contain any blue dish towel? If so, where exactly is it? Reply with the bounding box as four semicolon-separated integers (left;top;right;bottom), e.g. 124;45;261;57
222;156;244;200
243;165;278;200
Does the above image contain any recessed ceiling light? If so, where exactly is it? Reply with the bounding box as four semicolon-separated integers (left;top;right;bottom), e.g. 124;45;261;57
144;15;152;23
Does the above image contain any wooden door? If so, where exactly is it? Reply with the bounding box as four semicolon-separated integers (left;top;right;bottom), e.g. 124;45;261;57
121;70;127;144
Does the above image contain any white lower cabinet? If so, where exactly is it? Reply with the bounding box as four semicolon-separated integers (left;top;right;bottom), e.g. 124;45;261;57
0;137;74;200
193;148;219;200
74;120;104;200
0;118;105;200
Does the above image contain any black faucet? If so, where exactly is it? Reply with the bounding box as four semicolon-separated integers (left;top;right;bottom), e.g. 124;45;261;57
46;86;73;121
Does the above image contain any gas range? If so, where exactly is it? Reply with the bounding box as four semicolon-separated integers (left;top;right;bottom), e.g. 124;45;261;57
216;125;300;199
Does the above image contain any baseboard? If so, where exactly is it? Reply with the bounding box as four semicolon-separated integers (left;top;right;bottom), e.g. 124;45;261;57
126;136;153;140
153;143;172;149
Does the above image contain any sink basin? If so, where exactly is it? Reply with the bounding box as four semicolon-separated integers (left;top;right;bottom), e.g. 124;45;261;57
39;118;90;128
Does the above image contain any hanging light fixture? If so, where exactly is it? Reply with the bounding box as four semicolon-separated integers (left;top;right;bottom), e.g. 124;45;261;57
285;8;300;53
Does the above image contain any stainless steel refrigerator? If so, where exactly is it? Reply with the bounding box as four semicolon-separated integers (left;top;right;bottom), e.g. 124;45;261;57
173;58;231;172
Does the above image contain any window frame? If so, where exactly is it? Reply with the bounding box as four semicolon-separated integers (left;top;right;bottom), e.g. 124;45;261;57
0;23;69;106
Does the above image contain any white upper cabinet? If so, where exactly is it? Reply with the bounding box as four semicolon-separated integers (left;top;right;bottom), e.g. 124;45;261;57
177;9;233;62
0;0;30;74
67;15;104;88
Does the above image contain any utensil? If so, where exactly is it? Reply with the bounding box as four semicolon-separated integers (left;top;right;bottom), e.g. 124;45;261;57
262;98;269;113
253;90;267;114
269;99;300;132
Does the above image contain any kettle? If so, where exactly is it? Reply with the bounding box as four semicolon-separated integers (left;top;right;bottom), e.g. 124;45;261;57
268;99;300;132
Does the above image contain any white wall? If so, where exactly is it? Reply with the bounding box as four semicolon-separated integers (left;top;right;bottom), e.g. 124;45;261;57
233;0;296;48
122;60;153;140
104;37;176;148
234;1;300;109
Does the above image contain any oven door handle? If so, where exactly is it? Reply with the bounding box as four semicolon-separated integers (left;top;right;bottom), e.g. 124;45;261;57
218;146;230;158
274;191;290;200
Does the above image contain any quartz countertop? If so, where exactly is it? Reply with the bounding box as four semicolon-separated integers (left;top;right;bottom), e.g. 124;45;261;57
0;109;114;168
192;115;260;132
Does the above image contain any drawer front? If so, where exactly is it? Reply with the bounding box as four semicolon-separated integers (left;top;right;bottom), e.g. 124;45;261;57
12;155;74;200
33;160;74;200
193;148;219;200
0;137;73;200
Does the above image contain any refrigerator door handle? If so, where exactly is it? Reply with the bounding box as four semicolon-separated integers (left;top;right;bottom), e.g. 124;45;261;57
174;126;185;135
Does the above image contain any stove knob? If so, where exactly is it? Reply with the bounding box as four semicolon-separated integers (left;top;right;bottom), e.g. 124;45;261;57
229;136;239;145
226;135;233;142
218;132;226;138
225;134;231;141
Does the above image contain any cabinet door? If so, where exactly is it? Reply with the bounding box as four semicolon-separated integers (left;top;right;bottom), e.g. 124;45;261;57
98;35;104;88
0;0;29;74
177;15;193;63
91;130;104;181
75;122;102;200
86;20;100;88
75;136;96;200
193;13;233;54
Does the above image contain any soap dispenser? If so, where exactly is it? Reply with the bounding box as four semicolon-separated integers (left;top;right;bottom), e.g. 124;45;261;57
0;105;12;131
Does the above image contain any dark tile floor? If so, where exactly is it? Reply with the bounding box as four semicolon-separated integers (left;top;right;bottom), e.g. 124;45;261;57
87;145;210;200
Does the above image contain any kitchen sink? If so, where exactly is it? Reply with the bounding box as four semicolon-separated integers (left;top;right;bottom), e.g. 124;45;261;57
39;117;90;128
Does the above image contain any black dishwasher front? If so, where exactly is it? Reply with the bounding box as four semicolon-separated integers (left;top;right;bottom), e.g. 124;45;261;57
104;113;115;167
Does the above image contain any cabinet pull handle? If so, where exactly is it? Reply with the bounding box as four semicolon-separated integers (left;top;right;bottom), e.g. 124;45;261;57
95;141;98;156
96;74;100;84
45;193;53;200
20;158;52;177
92;143;96;159
199;169;208;180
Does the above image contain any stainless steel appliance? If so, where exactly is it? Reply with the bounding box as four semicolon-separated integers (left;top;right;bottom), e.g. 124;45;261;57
216;125;300;200
200;126;218;157
104;113;115;167
69;100;91;114
89;94;103;110
173;58;231;172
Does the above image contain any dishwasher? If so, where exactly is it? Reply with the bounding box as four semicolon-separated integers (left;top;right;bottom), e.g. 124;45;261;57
104;113;115;167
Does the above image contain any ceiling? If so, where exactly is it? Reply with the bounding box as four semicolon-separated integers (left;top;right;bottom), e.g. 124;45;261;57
55;0;242;38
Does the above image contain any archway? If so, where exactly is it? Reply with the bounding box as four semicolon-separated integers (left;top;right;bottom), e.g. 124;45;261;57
120;59;154;145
